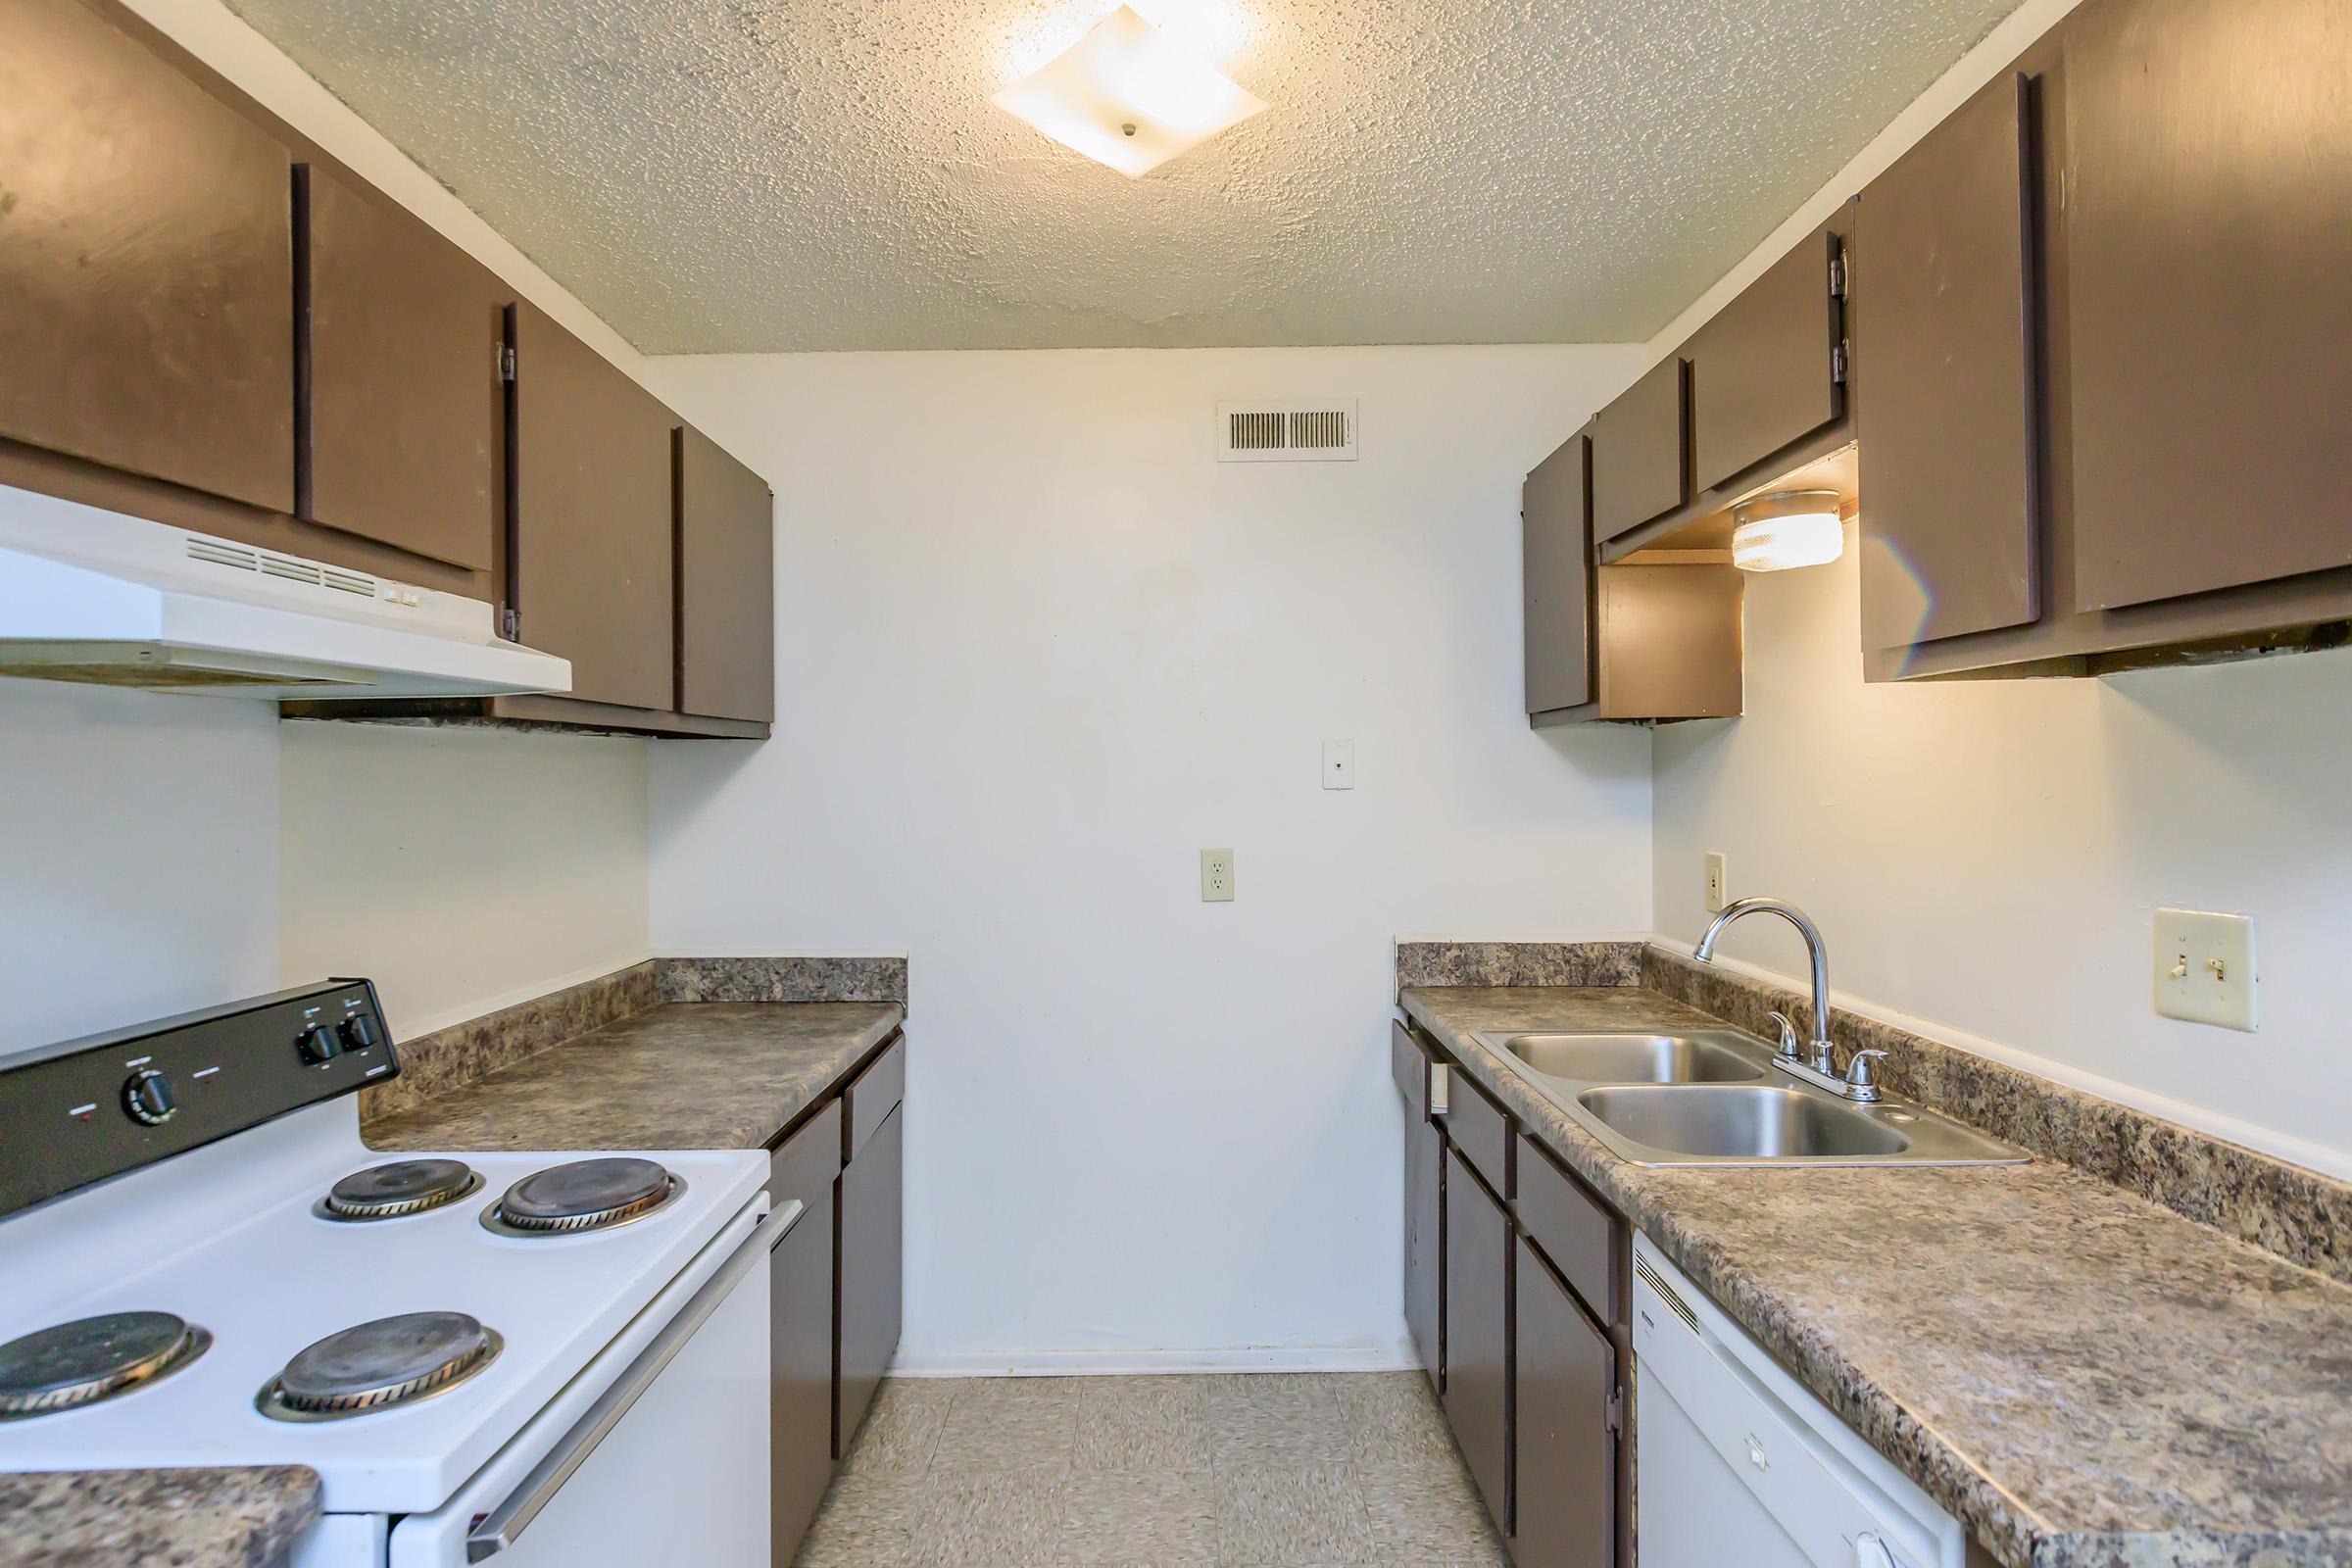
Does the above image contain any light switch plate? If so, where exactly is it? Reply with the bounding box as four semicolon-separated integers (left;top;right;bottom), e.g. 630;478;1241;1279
1200;849;1234;903
1704;852;1728;914
2153;906;2256;1031
1321;740;1355;790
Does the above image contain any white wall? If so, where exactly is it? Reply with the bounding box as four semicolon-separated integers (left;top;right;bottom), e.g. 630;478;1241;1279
643;346;1655;1369
1650;530;2352;1179
0;682;280;1048
277;724;648;1039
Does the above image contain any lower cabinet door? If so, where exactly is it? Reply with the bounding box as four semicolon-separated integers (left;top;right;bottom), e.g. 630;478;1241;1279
768;1104;843;1565
1513;1236;1616;1568
835;1102;905;1457
1405;1102;1444;1393
1443;1148;1511;1536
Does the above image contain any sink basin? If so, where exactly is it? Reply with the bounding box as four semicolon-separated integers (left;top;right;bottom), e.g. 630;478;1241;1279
1577;1085;1911;1159
1464;1025;2026;1166
1501;1033;1765;1086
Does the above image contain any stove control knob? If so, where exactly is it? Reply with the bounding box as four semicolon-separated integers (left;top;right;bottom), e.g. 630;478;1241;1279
297;1025;341;1066
338;1013;380;1053
122;1068;178;1126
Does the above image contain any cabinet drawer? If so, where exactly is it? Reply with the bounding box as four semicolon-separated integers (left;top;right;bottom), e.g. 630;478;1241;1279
1392;1020;1429;1116
767;1099;842;1212
1516;1139;1618;1326
844;1034;906;1163
1446;1068;1512;1200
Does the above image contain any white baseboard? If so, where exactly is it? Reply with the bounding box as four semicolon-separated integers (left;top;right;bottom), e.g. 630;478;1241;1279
885;1341;1420;1378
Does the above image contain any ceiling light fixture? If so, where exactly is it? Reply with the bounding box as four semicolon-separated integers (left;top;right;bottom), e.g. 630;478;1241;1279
992;6;1267;177
1730;489;1845;572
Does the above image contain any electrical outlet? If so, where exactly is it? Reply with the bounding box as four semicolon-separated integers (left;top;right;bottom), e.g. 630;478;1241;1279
1321;740;1355;790
1704;853;1728;914
1200;849;1235;903
2153;906;2256;1031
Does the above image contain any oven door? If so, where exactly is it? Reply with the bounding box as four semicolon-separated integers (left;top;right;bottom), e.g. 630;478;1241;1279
386;1197;798;1568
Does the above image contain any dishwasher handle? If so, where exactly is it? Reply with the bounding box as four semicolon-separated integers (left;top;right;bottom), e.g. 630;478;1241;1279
465;1198;802;1561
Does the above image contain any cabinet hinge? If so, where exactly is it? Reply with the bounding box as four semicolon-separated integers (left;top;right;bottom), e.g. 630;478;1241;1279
497;344;517;383
1605;1390;1624;1435
1828;246;1847;301
1832;339;1850;386
500;606;519;642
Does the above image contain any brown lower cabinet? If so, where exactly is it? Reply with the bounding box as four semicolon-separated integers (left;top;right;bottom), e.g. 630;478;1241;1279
1394;1024;1444;1395
766;1101;843;1565
1443;1146;1512;1538
1403;1022;1631;1567
1512;1235;1616;1568
835;1052;906;1457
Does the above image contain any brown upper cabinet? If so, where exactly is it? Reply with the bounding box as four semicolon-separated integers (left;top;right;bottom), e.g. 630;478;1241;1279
1522;431;1594;714
1860;0;2352;679
676;426;777;725
1686;225;1846;496
511;304;677;713
1589;358;1687;545
1857;72;2040;651
1523;428;1743;726
302;167;504;572
0;0;294;513
2059;0;2350;612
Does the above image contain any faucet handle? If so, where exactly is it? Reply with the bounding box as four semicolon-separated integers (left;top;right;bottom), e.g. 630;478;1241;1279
1843;1049;1889;1102
1763;1010;1802;1060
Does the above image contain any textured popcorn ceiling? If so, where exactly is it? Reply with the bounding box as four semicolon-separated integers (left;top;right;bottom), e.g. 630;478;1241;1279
222;0;2023;351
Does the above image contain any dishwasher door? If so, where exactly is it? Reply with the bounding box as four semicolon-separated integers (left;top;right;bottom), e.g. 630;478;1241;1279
1631;1236;1965;1568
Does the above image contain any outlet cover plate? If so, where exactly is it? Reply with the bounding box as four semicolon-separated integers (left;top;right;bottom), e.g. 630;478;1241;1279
1704;852;1728;914
2153;906;2256;1031
1200;849;1235;903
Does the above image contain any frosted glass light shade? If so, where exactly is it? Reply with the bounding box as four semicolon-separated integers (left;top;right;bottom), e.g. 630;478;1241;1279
1730;490;1845;572
993;6;1267;177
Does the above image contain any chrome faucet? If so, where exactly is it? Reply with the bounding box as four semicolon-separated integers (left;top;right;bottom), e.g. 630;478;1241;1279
1693;898;1842;1082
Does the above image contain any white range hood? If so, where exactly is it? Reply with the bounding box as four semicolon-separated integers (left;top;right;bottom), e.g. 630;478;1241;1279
0;486;569;701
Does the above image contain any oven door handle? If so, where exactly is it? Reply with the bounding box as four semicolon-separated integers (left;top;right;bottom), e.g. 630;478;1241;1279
465;1197;804;1562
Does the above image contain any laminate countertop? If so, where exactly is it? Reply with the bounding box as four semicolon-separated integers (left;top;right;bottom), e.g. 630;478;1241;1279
1401;985;2352;1568
0;1467;319;1568
365;1001;906;1152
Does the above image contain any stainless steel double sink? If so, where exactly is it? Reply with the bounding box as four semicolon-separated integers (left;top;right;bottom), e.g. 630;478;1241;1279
1469;1029;2024;1167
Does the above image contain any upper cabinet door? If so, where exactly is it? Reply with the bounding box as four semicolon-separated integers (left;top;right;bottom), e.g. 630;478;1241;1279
676;426;775;724
1687;226;1845;495
0;0;293;512
303;168;502;571
1522;430;1592;715
513;304;675;711
2062;0;2352;611
1589;358;1686;543
1857;73;2041;651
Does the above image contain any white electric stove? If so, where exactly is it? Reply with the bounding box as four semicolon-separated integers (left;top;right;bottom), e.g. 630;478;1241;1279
0;981;788;1567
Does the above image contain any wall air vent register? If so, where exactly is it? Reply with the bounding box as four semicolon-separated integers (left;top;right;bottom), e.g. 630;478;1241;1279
1215;400;1358;463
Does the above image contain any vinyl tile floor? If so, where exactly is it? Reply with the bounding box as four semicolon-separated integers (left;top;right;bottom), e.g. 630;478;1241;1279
794;1372;1512;1567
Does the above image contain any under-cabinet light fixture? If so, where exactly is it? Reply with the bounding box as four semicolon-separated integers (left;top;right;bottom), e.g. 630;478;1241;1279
992;6;1267;177
1730;489;1845;572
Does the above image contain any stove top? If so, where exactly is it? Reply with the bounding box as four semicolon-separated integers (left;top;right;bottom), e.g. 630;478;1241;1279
0;1100;764;1512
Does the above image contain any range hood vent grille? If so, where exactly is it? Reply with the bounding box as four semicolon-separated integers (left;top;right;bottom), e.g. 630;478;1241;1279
185;536;381;602
1215;400;1358;463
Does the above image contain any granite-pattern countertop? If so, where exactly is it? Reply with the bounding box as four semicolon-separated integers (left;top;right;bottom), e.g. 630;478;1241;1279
365;1001;905;1151
1402;985;2352;1568
0;1467;319;1568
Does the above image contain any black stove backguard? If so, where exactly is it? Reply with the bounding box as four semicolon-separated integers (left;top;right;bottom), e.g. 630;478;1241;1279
0;979;398;1219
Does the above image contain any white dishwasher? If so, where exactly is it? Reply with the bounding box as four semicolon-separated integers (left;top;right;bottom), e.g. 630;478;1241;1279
1632;1235;1968;1568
